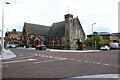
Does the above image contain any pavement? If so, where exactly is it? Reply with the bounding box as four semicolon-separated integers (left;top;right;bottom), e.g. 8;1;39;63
0;49;17;60
47;49;101;53
24;47;101;53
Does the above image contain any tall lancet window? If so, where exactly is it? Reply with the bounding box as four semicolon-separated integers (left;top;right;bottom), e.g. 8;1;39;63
79;30;80;38
76;30;77;38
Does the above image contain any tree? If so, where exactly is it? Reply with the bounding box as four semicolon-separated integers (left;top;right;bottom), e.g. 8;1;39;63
84;35;109;47
94;35;101;46
98;39;109;46
83;38;92;46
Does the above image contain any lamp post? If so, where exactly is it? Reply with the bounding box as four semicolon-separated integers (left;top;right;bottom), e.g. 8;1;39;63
1;2;10;52
92;23;96;50
52;41;54;49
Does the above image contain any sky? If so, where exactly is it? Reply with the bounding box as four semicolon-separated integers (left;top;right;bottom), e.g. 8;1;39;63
0;0;119;37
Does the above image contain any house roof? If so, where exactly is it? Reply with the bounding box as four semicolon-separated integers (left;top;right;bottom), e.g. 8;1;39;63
24;23;50;36
98;32;111;35
87;32;111;36
112;33;120;38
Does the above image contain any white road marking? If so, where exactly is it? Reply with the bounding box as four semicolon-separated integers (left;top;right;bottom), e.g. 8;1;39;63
102;64;112;66
76;60;83;62
0;65;9;67
84;61;90;63
59;58;63;60
16;56;35;60
62;58;68;60
69;59;75;61
28;59;37;61
45;55;48;58
54;57;58;59
58;57;62;59
96;62;101;65
3;59;37;64
17;54;115;68
34;54;38;56
49;56;53;58
21;56;35;59
72;74;118;78
86;61;92;63
36;54;114;67
73;59;114;67
41;55;44;57
92;62;96;64
34;60;61;64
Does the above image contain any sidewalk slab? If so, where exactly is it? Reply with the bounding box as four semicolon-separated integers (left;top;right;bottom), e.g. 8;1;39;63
0;49;17;60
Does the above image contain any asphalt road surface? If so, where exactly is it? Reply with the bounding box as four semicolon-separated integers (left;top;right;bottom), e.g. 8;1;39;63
2;48;119;79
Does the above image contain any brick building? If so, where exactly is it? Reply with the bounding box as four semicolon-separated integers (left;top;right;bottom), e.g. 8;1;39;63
21;22;50;47
87;32;118;43
5;29;22;44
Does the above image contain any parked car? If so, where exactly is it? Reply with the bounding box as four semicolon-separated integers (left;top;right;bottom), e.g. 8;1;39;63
100;45;110;51
109;42;119;49
35;44;46;50
7;44;17;48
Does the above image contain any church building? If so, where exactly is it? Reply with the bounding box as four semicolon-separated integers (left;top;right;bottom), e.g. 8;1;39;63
46;14;85;50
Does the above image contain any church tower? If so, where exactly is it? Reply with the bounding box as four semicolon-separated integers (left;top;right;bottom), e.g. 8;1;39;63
64;14;73;49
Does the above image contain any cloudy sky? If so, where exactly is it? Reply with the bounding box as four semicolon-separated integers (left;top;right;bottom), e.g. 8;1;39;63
0;0;119;37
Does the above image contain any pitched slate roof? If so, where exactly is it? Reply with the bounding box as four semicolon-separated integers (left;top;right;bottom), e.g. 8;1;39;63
47;18;84;38
47;21;65;37
24;23;50;36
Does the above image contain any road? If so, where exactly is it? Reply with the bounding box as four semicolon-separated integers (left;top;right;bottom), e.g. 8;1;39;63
2;48;119;79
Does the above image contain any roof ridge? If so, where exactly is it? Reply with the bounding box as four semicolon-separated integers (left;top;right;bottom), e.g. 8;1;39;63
25;22;50;27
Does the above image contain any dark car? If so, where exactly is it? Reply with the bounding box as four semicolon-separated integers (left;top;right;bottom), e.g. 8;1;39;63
35;45;46;50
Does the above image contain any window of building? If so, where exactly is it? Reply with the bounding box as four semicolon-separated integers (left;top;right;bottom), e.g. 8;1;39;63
76;30;77;38
70;20;72;23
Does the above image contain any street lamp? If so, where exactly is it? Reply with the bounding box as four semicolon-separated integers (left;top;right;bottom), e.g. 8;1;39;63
53;41;54;49
1;2;10;52
92;23;96;50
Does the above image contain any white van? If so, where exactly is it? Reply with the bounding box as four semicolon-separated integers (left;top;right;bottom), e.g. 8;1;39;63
109;42;119;49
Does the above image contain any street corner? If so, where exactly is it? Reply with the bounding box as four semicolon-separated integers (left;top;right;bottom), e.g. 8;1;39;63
1;49;17;60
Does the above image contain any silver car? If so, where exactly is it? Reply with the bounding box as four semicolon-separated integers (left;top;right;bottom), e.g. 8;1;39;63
100;45;110;50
